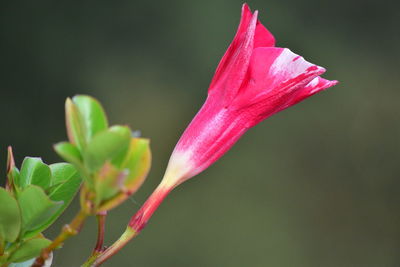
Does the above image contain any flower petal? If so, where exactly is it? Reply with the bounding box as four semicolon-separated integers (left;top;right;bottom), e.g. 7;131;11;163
290;77;338;105
241;48;325;96
235;47;330;125
208;4;257;104
254;20;275;48
167;103;248;183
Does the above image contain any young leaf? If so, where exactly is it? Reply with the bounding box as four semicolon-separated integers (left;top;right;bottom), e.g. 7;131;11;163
0;188;21;242
108;126;134;167
65;98;86;150
32;163;81;232
6;146;17;192
49;162;80;185
94;163;124;206
8;237;51;263
17;186;63;237
53;142;82;166
98;138;151;211
72;95;108;142
122;138;151;191
83;126;131;172
18;158;51;190
7;167;20;193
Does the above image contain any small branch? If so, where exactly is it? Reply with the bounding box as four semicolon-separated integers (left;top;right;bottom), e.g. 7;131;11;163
94;211;107;253
31;209;88;267
81;227;137;267
81;183;172;266
80;211;107;267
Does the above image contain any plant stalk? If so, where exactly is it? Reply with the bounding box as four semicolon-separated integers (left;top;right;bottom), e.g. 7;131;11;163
81;183;172;266
94;211;107;253
31;209;88;267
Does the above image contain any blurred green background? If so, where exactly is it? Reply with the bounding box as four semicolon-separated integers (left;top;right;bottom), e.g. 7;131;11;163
1;0;399;266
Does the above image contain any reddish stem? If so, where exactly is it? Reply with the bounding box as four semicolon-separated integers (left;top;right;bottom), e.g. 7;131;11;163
87;184;173;266
94;211;107;253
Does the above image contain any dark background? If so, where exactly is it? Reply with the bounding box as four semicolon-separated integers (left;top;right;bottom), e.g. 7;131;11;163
1;0;399;266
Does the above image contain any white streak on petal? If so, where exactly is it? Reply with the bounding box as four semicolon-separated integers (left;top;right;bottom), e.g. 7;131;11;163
269;49;311;77
308;77;319;88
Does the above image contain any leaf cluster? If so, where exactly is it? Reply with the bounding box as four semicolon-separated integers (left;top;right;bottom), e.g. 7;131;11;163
0;149;80;265
55;95;151;213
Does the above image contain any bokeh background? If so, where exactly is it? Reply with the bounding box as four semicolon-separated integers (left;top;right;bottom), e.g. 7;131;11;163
1;0;399;266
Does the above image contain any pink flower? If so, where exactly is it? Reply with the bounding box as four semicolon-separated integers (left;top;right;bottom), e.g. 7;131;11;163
129;4;337;231
90;6;338;265
160;4;337;187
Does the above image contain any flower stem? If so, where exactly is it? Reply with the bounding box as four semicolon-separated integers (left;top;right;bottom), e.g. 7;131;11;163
82;183;172;266
32;209;88;267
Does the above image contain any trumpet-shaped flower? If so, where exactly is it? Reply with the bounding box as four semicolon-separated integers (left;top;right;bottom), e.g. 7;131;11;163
162;4;337;186
127;4;337;233
90;5;338;265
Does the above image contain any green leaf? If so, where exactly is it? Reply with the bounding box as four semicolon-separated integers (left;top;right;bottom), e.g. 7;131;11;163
65;98;86;150
94;163;123;206
18;158;51;190
83;126;131;172
108;126;134;167
49;163;80;186
98;138;151;212
9;237;51;263
7;167;20;194
53;142;83;166
122;138;151;189
17;186;63;237
0;188;21;242
73;95;108;143
6;146;17;192
32;163;81;232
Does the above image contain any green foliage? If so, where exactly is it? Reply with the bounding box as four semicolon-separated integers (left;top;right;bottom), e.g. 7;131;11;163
65;95;108;151
18;157;52;189
65;98;85;150
0;188;21;243
58;95;152;212
38;163;81;235
98;137;151;212
0;148;82;266
3;149;82;241
73;95;109;142
17;185;63;237
53;142;83;167
8;237;51;263
6;146;19;192
83;126;131;172
121;138;151;187
0;94;151;266
94;163;122;205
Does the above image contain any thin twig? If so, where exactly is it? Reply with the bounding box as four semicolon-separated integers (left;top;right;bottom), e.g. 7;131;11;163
94;211;107;253
31;209;88;267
